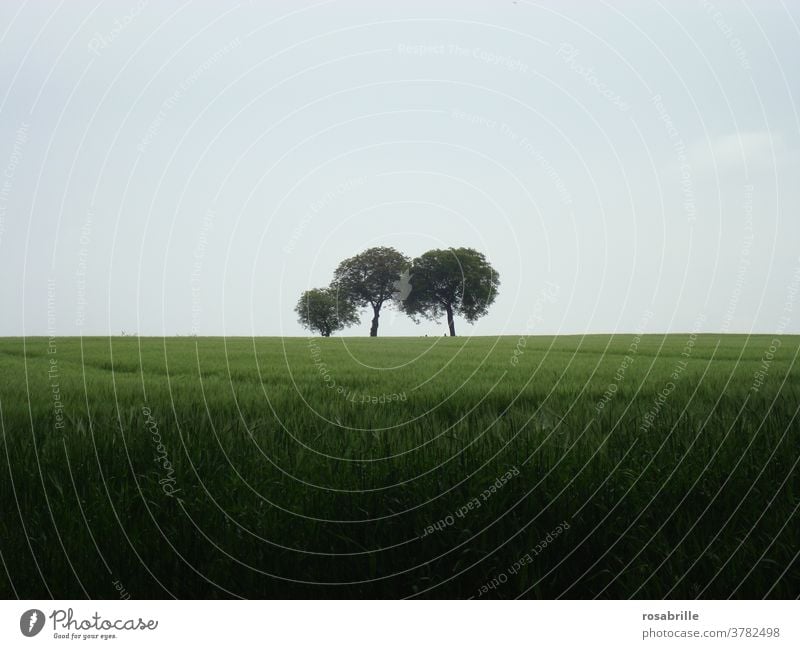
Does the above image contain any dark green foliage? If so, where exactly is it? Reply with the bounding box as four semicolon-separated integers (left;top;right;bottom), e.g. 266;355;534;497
402;247;499;336
333;246;410;336
295;287;359;337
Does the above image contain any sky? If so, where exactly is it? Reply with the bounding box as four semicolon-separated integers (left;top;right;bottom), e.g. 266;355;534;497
0;0;798;337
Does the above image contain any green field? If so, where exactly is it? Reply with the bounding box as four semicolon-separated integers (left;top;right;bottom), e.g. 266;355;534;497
0;334;798;599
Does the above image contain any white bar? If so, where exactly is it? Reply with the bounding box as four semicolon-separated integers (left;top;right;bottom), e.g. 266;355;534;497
1;600;798;648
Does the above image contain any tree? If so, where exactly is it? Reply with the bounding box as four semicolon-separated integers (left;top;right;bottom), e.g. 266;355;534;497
295;287;359;337
333;246;410;336
401;247;499;336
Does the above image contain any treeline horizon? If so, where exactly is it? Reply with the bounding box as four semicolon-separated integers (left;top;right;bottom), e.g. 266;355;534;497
295;246;500;337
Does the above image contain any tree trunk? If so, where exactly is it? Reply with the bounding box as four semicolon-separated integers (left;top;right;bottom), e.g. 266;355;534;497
370;305;380;337
445;304;456;336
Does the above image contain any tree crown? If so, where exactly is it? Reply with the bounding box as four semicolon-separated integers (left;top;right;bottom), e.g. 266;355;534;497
402;247;500;324
295;287;359;337
333;246;410;309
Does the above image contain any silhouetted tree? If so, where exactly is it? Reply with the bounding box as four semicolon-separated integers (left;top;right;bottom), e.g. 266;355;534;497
295;287;359;337
401;247;499;336
333;246;410;336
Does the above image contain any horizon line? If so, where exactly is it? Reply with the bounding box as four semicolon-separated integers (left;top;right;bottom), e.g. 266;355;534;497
0;332;795;339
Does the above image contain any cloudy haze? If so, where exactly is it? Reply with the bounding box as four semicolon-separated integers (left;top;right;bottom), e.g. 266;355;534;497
1;0;798;337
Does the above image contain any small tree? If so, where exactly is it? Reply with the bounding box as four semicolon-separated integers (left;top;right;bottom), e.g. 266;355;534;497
333;246;410;336
295;287;359;337
402;247;499;336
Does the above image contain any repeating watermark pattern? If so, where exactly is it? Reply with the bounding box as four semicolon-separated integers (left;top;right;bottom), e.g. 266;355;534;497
775;256;800;336
699;0;752;71
190;209;215;335
750;339;781;394
142;406;181;498
476;520;571;597
0;122;29;248
75;211;93;328
419;466;520;538
0;0;797;610
504;124;574;206
46;279;66;431
347;391;407;404
137;38;242;153
397;43;528;72
284;176;366;254
556;43;630;111
87;0;149;56
595;352;634;413
453;108;574;206
111;578;131;600
721;184;754;333
595;309;654;413
307;337;405;404
749;253;800;393
510;281;560;366
651;94;696;223
640;314;706;433
450;107;498;130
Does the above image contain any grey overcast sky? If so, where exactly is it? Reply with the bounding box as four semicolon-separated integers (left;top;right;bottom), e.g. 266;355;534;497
0;0;798;337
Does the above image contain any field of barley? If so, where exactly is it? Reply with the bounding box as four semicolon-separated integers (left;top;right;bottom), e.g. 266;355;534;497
0;334;798;598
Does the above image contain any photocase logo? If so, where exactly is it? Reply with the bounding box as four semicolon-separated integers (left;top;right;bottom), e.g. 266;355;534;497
394;270;412;302
20;609;45;637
